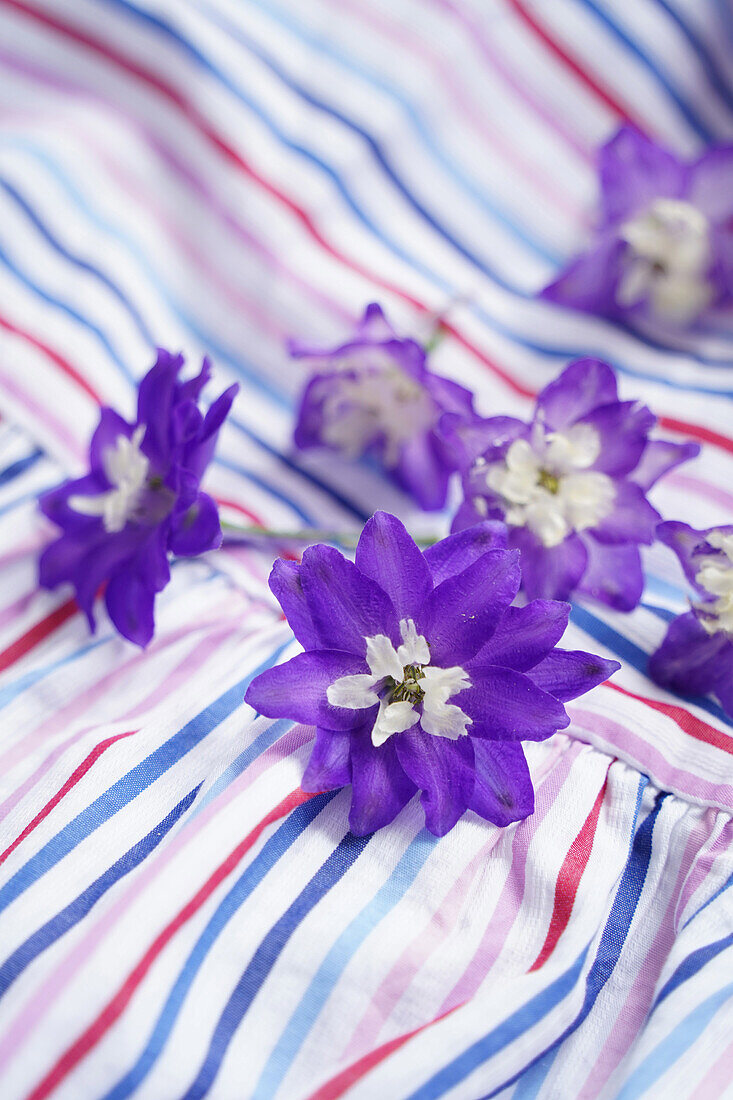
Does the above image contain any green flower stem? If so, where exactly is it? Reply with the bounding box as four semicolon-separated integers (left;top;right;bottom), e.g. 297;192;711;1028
221;520;439;549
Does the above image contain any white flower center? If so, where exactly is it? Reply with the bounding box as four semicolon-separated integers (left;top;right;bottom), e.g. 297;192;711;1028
315;366;436;467
69;426;149;533
476;422;615;548
327;618;472;747
617;198;712;324
694;530;733;636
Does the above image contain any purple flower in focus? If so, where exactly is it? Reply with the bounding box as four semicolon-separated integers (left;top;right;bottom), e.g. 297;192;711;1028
39;350;238;646
650;521;733;718
448;359;699;610
245;512;618;836
542;126;733;327
290;303;475;510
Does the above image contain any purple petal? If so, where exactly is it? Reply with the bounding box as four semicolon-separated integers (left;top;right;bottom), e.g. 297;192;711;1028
525;649;620;702
269;559;320;650
184;383;239;481
580;401;655;478
90;408;135;475
511;528;588;602
299;544;398;655
244;650;370;730
105;568;156;647
301;728;352;792
293;373;334;451
355;512;432;620
136;350;184;469
39;473;108;531
395;729;474;837
459;665;570;741
418;549;521;666
656;520;709;588
358;302;398;341
39;534;96;593
168;492;221;556
593;480;660;545
348;728;417;834
540;238;626;320
73;529;142;626
469;741;534;827
649;612;732;698
689;146;733;221
450;498;494;534
576;538;644;611
534;359;619;432
423;373;475;418
423;522;508;587
472;600;570;672
392;433;451;512
598;126;686;226
441;415;528;469
631;440;700;492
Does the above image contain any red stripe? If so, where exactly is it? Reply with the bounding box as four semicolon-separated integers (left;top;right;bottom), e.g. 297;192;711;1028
26;788;313;1100
529;778;607;972
504;0;640;125
7;4;733;463
658;416;733;457
0;731;137;867
307;1002;466;1100
0;313;102;405
0;599;78;675
606;681;733;756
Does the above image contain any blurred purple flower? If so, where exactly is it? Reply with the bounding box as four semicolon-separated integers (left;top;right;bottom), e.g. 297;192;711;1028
448;359;699;610
650;521;733;717
289;303;475;510
245;511;618;836
39;350;238;646
542;126;733;327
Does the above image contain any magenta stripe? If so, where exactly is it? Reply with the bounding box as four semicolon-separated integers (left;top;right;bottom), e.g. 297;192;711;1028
576;811;713;1098
431;0;592;161
0;363;85;461
675;816;733;928
667;472;733;513
0;721;314;1073
569;708;733;813
437;739;583;1014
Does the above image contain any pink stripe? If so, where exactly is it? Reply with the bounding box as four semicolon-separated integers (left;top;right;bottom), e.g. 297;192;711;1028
675;816;733;928
0;721;314;1074
0;363;84;462
432;0;592;161
689;1035;733;1100
437;740;583;1014
667;472;733;513
318;0;584;222
577;812;713;1098
569;708;733;812
0;607;240;822
342;834;502;1061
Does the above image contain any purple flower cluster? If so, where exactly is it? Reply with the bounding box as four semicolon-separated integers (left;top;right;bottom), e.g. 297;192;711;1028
290;303;475;510
448;359;698;610
542;126;733;328
245;512;618;836
650;522;733;718
39;350;238;646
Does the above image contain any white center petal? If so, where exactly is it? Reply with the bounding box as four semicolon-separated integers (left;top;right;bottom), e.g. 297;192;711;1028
327;674;380;711
420;665;472;740
617;198;712;324
69;426;149;533
480;425;615;547
694;531;733;636
396;618;430;666
365;634;404;682
372;700;419;747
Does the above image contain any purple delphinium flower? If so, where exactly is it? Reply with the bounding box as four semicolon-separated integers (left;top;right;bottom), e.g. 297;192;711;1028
649;521;733;717
289;303;475;510
448;358;699;610
244;511;619;837
39;350;238;647
541;125;733;327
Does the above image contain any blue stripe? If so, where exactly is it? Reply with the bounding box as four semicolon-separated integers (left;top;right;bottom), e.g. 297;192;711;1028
0;640;290;916
93;0;733;382
0;447;42;487
0;784;200;1000
650;0;733;113
681;867;733;930
616;979;733;1099
654;929;733;1009
568;603;732;727
187;719;293;822
101;791;335;1100
409;779;654;1100
253;827;437;1098
180;827;371;1099
579;0;716;141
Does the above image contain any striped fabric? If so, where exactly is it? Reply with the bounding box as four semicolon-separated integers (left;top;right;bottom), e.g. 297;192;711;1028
0;1;731;1096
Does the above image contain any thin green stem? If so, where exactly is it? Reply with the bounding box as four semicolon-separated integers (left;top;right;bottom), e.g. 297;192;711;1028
221;520;439;548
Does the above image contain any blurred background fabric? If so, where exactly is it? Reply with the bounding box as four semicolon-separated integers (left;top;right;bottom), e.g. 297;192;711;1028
0;1;732;1097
